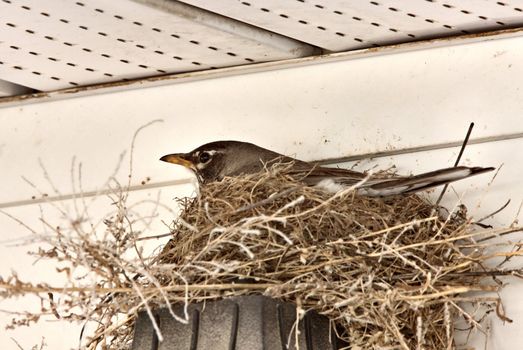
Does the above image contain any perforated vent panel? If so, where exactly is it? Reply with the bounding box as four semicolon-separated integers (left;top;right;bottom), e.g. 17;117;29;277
180;0;523;51
0;0;314;91
2;0;523;94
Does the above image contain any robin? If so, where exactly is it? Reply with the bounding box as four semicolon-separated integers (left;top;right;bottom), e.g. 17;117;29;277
160;140;494;197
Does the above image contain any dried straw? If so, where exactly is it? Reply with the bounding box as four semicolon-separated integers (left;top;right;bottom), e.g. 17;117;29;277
1;162;521;350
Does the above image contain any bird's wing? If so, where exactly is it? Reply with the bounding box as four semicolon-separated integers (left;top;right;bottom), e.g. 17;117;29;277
294;165;494;196
288;164;387;188
359;166;494;196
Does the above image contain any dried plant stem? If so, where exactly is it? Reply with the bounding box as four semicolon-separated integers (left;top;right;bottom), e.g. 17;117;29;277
1;162;521;350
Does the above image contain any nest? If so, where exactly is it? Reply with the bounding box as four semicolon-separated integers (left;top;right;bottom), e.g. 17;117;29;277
148;164;510;349
1;162;520;349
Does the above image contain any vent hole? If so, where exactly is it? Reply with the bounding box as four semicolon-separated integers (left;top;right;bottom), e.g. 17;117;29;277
190;40;199;45
104;73;113;77
120;59;129;63
134;21;142;26
354;37;363;42
101;53;111;58
336;32;345;36
98;32;107;36
139;64;148;68
261;8;269;12
69;82;79;86
40;12;49;17
334;10;343;14
192;61;201;65
227;52;237;56
136;44;145;49
13;66;23;70
114;15;123;19
29;51;38;55
171;34;180;38
79;25;88;30
26;29;35;34
173;56;182;60
280;14;289;18
51;77;60;80
32;71;41;75
208;46;218;51
67;62;76;66
6;23;16;27
63;42;73;46
60;19;69;23
154;50;164;54
299;20;308;24
45;36;54;40
82;48;92;52
95;8;104;13
157;69;166;73
117;38;126;42
152;28;161;32
85;68;94;72
317;26;326;30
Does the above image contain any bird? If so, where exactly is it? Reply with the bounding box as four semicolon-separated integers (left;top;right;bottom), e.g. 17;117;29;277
159;140;494;197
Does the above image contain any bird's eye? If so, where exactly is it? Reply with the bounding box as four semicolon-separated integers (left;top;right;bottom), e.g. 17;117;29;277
198;151;211;163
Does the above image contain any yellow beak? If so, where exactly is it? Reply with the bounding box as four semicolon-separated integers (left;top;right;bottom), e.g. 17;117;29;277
159;153;196;171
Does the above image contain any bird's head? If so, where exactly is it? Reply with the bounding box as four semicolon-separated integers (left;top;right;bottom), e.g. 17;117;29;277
160;140;282;183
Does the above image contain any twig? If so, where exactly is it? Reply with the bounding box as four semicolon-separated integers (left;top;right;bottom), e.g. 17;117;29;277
436;122;475;206
0;282;281;294
127;119;164;190
475;199;511;227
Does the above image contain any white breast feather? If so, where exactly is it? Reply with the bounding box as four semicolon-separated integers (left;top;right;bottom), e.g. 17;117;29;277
315;179;346;193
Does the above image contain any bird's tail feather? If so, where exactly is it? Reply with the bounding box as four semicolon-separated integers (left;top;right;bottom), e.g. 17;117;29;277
362;166;495;197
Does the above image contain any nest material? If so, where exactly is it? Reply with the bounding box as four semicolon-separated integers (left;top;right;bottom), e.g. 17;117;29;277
1;162;518;350
147;163;502;349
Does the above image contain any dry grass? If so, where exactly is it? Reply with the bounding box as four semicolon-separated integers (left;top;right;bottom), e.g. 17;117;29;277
1;162;522;349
